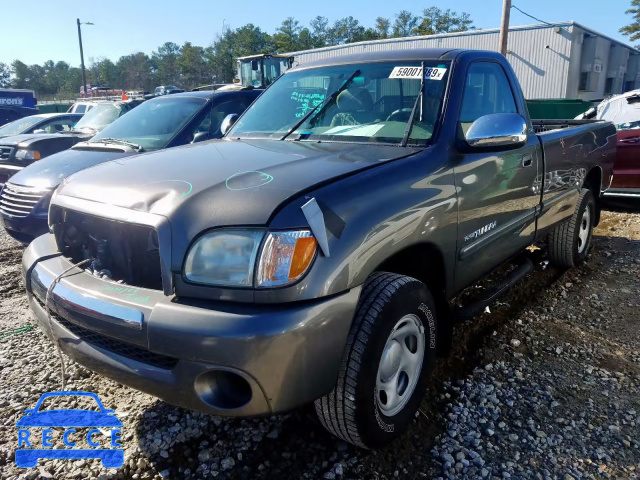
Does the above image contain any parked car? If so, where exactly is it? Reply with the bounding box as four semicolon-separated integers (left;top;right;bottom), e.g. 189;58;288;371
67;101;97;114
1;89;259;242
584;90;640;198
154;85;183;96
0;113;83;140
23;49;616;449
0;100;142;186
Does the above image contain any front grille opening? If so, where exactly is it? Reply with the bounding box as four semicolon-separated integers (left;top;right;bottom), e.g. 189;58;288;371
52;208;163;290
0;183;49;218
36;297;178;370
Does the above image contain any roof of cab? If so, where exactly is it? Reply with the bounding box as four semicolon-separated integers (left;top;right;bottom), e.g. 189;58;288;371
288;48;469;71
155;88;260;100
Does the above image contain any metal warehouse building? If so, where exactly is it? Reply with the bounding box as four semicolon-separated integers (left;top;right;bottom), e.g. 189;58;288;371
287;22;640;100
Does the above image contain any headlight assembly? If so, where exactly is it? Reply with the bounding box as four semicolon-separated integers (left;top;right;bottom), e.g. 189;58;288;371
183;228;317;288
15;149;41;161
184;229;264;287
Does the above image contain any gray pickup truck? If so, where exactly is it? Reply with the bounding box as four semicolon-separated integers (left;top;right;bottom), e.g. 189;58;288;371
23;49;616;449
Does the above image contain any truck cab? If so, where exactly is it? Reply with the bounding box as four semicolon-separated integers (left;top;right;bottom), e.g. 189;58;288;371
22;49;615;450
237;54;293;87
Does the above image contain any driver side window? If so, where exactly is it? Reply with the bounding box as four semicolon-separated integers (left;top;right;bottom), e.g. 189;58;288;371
193;99;251;139
460;62;517;134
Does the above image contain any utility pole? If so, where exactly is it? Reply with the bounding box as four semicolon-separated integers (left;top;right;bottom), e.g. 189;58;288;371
499;0;511;56
77;19;87;96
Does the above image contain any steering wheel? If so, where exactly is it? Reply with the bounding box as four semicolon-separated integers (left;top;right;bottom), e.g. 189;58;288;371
386;108;413;123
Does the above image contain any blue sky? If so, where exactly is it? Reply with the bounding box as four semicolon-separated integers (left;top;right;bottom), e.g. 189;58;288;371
0;0;635;66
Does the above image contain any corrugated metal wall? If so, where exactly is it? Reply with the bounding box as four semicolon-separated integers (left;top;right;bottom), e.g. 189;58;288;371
288;25;575;99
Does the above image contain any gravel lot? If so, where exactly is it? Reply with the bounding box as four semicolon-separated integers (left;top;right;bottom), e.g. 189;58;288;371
1;205;639;480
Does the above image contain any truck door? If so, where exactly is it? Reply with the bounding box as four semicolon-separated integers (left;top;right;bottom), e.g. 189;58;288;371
453;61;541;290
612;128;640;190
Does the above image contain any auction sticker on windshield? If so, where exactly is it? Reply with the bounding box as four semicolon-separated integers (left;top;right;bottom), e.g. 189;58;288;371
388;67;423;79
424;67;447;80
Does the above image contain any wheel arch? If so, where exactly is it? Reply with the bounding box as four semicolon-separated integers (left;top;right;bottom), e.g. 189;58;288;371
583;166;602;226
374;242;452;357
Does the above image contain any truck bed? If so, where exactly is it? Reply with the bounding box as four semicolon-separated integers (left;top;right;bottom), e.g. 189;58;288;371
532;119;603;134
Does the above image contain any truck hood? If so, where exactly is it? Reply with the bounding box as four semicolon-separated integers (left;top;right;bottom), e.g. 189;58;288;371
0;133;62;147
57;138;420;244
0;132;89;148
9;148;136;189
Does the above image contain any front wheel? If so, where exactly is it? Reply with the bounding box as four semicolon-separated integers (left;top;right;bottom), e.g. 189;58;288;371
548;188;595;269
315;272;437;448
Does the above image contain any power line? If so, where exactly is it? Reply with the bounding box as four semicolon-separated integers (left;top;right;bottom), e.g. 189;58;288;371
511;5;556;28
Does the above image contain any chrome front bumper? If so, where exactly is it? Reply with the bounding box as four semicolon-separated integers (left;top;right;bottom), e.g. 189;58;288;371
23;234;361;416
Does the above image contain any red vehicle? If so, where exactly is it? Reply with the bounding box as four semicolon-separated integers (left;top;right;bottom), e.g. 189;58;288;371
609;128;640;197
592;90;640;198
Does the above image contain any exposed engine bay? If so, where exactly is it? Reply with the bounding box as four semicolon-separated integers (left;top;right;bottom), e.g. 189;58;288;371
50;207;163;290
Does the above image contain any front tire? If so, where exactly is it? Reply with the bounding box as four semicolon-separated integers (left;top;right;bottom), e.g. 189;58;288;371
548;188;595;268
315;272;437;448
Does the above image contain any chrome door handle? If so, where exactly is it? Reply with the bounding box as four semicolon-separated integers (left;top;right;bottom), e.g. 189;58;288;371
522;155;533;167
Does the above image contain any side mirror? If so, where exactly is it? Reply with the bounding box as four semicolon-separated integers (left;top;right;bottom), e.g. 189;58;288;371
251;59;259;71
464;113;528;150
192;131;210;143
220;114;238;136
33;129;46;134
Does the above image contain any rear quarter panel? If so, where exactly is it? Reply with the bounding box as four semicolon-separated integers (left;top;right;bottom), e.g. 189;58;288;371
536;122;616;236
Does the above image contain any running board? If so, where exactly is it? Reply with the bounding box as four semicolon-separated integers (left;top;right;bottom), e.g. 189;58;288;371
453;258;534;323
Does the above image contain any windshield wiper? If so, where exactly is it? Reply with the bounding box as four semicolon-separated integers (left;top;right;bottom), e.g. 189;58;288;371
93;138;144;152
281;69;361;141
401;62;425;147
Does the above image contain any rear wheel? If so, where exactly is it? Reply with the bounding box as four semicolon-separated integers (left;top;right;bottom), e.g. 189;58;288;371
548;188;595;269
315;272;437;448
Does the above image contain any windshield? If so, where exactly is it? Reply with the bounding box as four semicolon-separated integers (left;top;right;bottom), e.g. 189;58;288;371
90;96;205;150
73;103;124;133
0;115;47;135
230;61;449;146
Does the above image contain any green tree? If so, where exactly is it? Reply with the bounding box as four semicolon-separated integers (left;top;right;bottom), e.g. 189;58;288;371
0;62;10;88
273;17;302;52
117;52;155;90
11;60;33;89
206;30;236;83
310;16;330;47
329;16;365;44
178;42;208;88
152;42;181;85
375;17;391;39
415;7;474;35
232;24;273;57
621;0;640;41
392;10;419;37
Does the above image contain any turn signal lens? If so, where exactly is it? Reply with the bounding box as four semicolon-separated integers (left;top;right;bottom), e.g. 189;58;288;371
257;230;317;287
15;149;41;161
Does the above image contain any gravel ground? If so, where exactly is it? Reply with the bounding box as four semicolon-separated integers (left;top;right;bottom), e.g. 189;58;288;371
0;205;639;480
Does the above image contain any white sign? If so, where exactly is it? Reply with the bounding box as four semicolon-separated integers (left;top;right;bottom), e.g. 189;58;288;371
389;66;423;79
424;67;447;80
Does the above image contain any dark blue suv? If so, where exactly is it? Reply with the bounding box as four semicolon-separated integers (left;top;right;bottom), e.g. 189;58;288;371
0;88;260;243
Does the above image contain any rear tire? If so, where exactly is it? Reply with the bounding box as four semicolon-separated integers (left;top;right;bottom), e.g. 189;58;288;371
315;272;437;448
548;188;595;269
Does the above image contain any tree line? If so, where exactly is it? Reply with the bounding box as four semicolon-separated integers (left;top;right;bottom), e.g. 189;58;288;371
0;8;473;97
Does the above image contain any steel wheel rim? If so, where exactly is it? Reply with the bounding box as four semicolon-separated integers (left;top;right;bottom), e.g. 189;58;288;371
577;207;591;254
375;314;425;417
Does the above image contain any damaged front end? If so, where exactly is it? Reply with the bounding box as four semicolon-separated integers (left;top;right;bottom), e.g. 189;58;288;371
49;206;163;290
